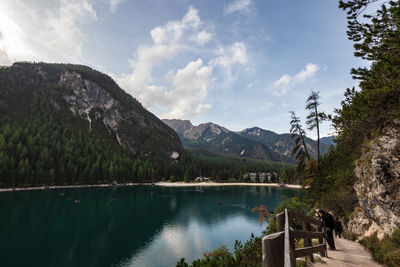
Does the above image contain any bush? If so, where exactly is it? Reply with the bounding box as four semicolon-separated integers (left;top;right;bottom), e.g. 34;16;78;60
176;234;262;267
266;196;310;235
360;227;400;267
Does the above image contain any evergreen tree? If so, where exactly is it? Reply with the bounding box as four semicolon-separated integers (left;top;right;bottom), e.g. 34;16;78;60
305;90;327;168
184;169;190;182
280;169;287;184
137;166;144;181
238;170;244;181
289;111;311;163
335;0;400;154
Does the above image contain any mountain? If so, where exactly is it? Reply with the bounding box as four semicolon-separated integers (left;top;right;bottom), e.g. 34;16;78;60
320;136;336;147
163;119;330;163
0;62;183;186
0;62;182;159
240;127;330;160
162;119;291;162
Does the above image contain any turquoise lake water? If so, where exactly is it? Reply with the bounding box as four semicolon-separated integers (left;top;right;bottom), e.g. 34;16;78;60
0;185;303;267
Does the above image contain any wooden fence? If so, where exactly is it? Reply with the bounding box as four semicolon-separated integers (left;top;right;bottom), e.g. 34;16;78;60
262;209;327;267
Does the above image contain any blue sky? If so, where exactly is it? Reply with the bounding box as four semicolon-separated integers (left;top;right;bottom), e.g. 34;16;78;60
0;0;365;137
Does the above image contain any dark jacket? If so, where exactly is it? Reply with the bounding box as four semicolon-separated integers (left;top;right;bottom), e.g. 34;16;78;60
321;212;335;229
335;220;343;233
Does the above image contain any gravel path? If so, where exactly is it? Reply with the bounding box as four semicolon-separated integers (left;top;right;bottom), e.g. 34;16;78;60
310;237;383;267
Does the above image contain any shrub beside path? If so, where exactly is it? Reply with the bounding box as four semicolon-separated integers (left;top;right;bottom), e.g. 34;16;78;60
310;237;382;267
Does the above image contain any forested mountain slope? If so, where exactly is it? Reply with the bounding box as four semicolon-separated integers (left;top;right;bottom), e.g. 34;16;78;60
0;62;183;186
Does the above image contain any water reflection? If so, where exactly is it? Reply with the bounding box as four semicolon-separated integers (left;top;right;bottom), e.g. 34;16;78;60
124;216;260;267
0;186;303;267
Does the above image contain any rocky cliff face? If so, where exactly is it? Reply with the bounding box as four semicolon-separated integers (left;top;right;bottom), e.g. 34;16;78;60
162;119;193;137
60;70;182;160
348;125;400;239
61;71;121;132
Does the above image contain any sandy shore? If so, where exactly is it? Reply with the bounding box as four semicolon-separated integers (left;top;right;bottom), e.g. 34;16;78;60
155;182;302;189
0;183;147;192
0;181;302;192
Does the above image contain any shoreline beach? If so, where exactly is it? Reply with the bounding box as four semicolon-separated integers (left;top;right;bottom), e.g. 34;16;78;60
0;181;302;192
155;182;302;189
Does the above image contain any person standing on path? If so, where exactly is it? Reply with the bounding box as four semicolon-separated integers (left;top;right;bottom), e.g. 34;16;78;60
317;209;336;250
334;216;343;238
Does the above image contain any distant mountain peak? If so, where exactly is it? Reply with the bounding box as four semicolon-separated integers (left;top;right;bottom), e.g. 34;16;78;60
162;119;193;136
199;122;229;135
242;127;262;136
163;118;332;163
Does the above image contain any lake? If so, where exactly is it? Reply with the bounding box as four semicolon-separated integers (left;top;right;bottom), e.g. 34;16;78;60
0;185;303;267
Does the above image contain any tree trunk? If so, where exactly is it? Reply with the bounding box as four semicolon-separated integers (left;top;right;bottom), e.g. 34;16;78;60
314;102;320;169
296;125;311;160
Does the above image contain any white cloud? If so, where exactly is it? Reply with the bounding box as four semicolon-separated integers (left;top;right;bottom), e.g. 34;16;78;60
42;0;97;56
0;0;97;64
231;42;247;64
210;42;247;82
182;6;201;28
109;0;126;13
121;58;213;120
212;42;247;67
119;7;201;93
225;0;252;14
293;63;319;83
191;30;212;45
150;7;200;46
119;7;213;119
0;31;11;66
273;63;319;96
166;59;212;118
0;3;36;63
194;103;212;115
273;75;291;95
0;49;10;66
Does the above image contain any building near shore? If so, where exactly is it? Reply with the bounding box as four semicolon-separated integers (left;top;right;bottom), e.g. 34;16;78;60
243;172;278;183
195;177;211;182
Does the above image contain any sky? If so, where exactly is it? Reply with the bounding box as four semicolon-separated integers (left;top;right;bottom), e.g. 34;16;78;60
0;0;366;138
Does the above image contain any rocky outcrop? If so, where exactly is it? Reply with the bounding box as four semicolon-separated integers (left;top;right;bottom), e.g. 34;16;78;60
348;125;400;239
162;119;193;136
61;71;121;132
57;69;182;160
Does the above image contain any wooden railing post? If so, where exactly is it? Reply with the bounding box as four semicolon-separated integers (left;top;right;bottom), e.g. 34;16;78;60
262;209;327;267
277;212;285;232
262;232;284;267
317;225;327;257
302;221;314;262
284;209;296;267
